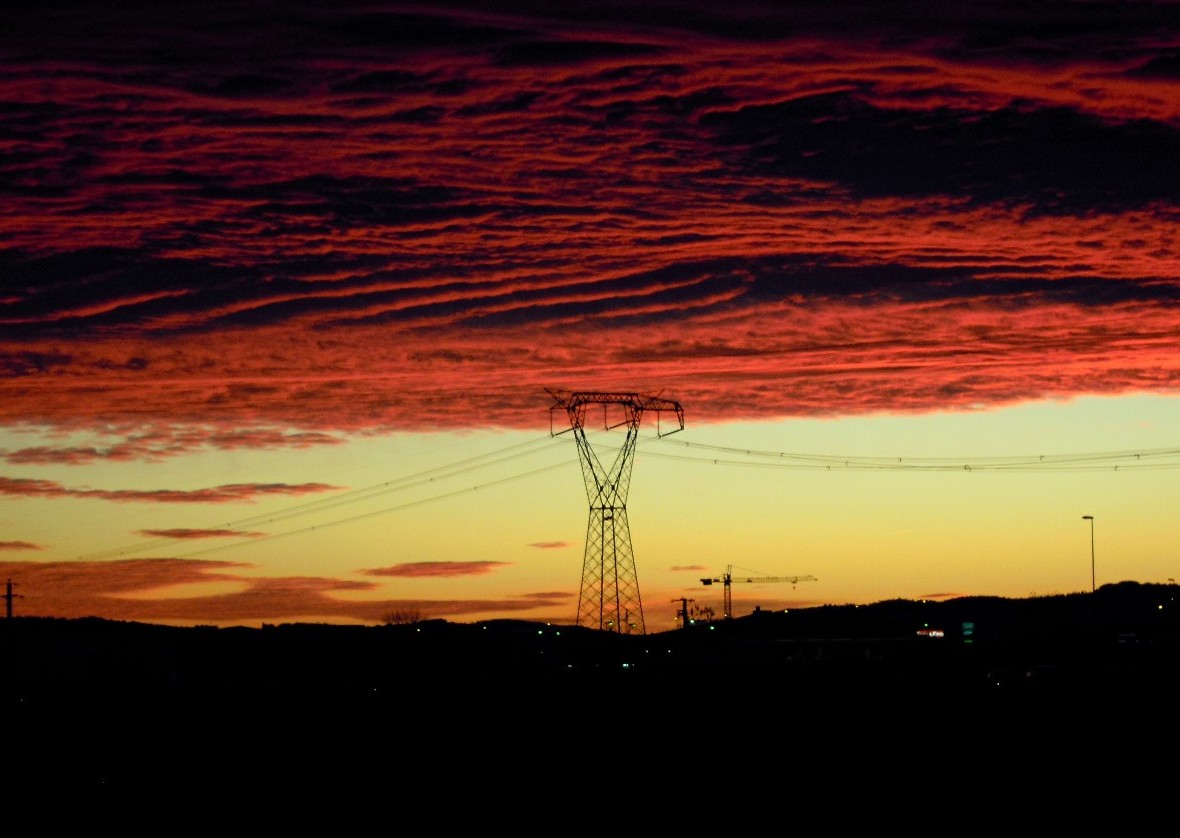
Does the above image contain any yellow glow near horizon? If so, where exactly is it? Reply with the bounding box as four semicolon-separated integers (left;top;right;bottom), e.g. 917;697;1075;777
2;394;1178;632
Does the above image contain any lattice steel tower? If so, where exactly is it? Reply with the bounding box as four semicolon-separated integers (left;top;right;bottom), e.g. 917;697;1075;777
547;389;684;634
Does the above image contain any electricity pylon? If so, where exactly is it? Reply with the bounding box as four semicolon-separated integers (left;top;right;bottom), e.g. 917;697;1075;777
547;389;684;634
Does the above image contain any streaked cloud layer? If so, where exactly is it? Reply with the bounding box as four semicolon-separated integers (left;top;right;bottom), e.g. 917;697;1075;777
4;1;1177;436
0;559;568;624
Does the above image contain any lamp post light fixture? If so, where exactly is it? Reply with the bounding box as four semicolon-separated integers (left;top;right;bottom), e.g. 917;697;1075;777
1082;515;1095;593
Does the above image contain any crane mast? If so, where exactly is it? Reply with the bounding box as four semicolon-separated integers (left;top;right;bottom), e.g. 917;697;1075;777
701;564;817;619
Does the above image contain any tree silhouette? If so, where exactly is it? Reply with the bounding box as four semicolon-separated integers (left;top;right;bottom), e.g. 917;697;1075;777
382;607;422;625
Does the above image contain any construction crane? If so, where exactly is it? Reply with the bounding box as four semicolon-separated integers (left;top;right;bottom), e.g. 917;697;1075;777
700;565;817;619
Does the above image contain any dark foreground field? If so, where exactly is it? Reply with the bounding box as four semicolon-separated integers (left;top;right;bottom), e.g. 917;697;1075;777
3;580;1177;792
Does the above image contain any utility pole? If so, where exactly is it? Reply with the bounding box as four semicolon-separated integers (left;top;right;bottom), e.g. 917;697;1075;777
3;579;21;618
1082;515;1096;593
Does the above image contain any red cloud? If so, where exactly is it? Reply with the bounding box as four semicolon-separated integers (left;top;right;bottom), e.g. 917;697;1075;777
0;13;1176;438
4;446;113;465
528;541;571;549
0;541;43;551
2;429;344;466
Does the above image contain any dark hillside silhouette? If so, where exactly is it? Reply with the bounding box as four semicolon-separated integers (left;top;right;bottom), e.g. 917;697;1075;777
3;581;1176;702
2;581;1176;789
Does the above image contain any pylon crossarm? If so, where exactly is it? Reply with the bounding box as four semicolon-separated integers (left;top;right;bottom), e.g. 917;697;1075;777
653;405;685;438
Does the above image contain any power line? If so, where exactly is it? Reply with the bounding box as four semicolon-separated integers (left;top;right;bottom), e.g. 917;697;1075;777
172;459;572;559
648;436;1180;472
69;428;1180;565
73;432;574;562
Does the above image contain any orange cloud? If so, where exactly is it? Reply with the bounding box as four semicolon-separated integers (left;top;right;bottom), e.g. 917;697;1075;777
0;477;341;503
364;561;510;578
0;559;570;626
135;529;266;540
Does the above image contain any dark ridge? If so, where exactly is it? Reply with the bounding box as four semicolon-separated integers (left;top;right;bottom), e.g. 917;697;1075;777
3;581;1175;789
4;581;1176;702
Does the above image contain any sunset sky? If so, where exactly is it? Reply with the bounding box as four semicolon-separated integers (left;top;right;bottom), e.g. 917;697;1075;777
2;1;1179;634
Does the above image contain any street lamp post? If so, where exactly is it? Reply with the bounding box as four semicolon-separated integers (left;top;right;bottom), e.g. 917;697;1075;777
1082;515;1095;593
